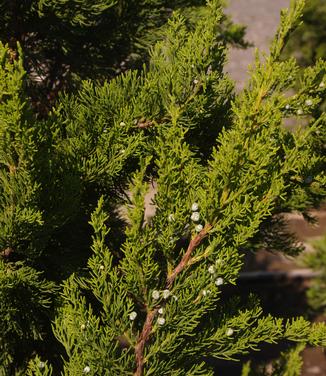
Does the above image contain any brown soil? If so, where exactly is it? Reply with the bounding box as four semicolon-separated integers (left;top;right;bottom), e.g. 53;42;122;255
225;0;290;90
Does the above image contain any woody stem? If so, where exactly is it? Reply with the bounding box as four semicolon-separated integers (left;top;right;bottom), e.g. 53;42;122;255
133;224;211;376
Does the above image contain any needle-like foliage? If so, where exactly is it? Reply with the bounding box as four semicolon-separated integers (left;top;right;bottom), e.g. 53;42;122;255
23;1;326;374
0;0;247;113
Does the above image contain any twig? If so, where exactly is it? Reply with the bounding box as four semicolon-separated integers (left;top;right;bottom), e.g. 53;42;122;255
134;309;157;376
1;247;13;259
166;224;212;288
133;224;211;376
137;119;154;129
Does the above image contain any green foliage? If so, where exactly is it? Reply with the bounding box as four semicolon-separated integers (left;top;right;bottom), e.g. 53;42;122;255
0;0;246;112
36;0;118;26
0;42;59;373
283;0;326;327
0;41;43;259
1;0;326;374
24;0;326;374
0;260;56;374
27;355;53;376
0;37;142;371
270;344;305;376
241;343;305;376
284;0;326;66
283;0;326;116
304;234;326;312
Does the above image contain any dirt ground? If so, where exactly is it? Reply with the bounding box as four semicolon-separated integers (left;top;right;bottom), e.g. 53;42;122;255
225;0;290;90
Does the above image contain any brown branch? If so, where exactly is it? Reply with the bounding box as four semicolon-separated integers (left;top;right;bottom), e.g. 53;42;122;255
137;119;154;129
133;224;211;376
1;247;14;259
134;309;157;376
166;224;211;289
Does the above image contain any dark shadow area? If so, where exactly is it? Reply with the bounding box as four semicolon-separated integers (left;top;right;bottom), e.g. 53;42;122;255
209;274;326;375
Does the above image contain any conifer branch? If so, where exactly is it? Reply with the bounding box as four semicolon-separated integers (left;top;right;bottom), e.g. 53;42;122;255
134;224;211;375
1;247;14;259
19;1;326;374
134;309;157;376
137;119;154;129
166;224;212;288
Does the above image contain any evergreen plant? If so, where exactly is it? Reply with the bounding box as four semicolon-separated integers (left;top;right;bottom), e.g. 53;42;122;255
0;0;325;374
304;235;326;313
0;0;247;113
284;0;326;66
284;0;326;325
283;0;326;116
23;0;326;374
